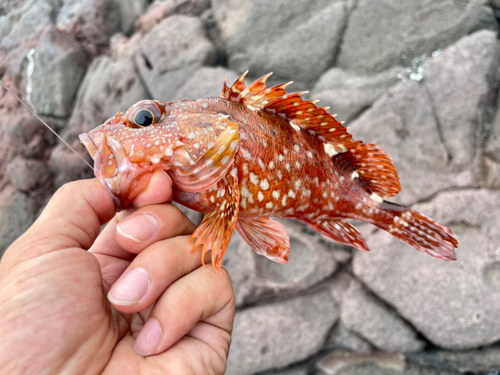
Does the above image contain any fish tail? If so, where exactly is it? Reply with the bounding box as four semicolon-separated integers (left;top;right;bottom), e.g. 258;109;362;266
373;201;459;261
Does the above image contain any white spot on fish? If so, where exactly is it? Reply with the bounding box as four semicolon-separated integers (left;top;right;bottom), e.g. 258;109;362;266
221;155;230;165
269;161;275;170
351;171;359;180
240;148;252;159
258;191;264;201
370;193;384;203
272;190;280;200
240;198;247;209
250;173;259;185
241;186;250;198
288;190;296;198
285;163;290;172
277;170;283;179
210;196;215;203
294;145;300;152
282;194;287;206
306;151;313;158
230;140;238;151
266;202;273;209
324;143;337;157
278;154;284;161
260;179;270;190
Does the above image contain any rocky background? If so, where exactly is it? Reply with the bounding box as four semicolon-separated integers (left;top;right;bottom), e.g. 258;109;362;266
1;0;500;374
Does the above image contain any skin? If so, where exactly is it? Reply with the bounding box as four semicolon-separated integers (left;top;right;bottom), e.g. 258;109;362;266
0;169;235;375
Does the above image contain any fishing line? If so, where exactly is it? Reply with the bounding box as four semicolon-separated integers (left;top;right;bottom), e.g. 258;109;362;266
0;79;94;171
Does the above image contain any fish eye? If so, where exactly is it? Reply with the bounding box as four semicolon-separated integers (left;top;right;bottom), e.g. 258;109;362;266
134;109;154;126
125;100;167;128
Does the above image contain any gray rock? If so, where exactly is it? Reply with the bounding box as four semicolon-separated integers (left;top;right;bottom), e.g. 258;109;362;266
484;86;500;163
407;346;500;374
49;143;95;188
311;67;405;122
260;366;308;375
316;351;405;375
134;15;215;101
30;27;90;118
173;66;238;101
66;55;148;138
0;186;36;256
316;351;457;375
326;322;373;354
423;30;500;168
0;0;54;48
223;221;339;307
337;0;497;73
353;189;500;349
136;0;211;34
7;157;51;192
8;116;56;160
115;0;148;35
213;0;348;86
226;289;338;375
341;281;425;353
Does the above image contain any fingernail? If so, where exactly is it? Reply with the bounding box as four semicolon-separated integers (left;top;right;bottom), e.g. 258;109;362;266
135;317;162;356
108;268;150;305
117;213;158;243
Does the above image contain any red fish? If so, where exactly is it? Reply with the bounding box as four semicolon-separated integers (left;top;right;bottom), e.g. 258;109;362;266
79;71;458;270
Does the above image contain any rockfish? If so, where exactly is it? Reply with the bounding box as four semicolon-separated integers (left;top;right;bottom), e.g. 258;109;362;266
79;71;458;270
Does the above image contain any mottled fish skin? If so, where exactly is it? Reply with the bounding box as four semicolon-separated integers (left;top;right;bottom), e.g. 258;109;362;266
80;72;459;270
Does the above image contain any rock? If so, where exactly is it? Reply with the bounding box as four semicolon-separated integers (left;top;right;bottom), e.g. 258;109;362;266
49;144;95;188
348;79;472;206
56;0;122;56
172;66;238;101
259;366;308;375
226;289;338;374
65;55;148;138
423;30;500;169
316;351;456;375
110;33;142;61
7;157;51;192
115;0;148;35
484;86;500;163
0;0;54;48
134;15;215;101
30;27;90;118
326;322;373;354
353;189;500;349
136;0;211;34
8;116;56;160
223;221;339;307
213;0;349;87
0;185;36;256
337;0;497;73
341;281;425;353
407;346;500;374
311;67;405;122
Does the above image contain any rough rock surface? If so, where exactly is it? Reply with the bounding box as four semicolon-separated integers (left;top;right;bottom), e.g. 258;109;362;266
226;289;338;374
173;66;238;101
311;67;405;122
213;0;349;86
134;15;215;100
316;351;456;375
341;281;425;353
31;27;90;118
348;31;500;205
354;189;500;349
325;322;373;354
223;221;339;307
407;346;500;374
337;0;497;73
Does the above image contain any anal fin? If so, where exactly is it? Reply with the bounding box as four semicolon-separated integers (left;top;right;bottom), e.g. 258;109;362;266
236;217;290;263
306;219;369;252
189;174;240;271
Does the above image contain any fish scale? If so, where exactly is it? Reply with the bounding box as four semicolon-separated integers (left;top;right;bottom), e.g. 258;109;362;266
80;71;459;271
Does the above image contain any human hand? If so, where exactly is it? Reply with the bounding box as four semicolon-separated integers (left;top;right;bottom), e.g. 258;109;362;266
0;169;235;375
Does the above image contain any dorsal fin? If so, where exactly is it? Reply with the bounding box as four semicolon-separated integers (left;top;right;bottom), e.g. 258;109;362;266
222;71;401;198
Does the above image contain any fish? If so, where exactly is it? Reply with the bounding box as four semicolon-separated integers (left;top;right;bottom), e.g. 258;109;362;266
79;71;459;270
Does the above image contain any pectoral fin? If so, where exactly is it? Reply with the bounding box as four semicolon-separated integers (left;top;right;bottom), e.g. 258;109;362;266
189;174;240;271
236;217;290;263
171;118;239;193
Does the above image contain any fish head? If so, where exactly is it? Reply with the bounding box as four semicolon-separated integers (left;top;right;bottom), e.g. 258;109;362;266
79;99;183;209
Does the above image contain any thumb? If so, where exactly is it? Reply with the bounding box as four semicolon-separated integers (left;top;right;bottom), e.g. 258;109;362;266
3;179;116;266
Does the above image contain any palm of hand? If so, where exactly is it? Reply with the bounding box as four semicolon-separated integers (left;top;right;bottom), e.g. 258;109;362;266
0;172;234;375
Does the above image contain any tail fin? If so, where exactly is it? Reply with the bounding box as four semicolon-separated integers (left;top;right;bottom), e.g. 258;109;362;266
374;201;458;260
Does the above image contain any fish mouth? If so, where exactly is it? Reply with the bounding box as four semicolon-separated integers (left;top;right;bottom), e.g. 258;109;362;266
79;130;155;210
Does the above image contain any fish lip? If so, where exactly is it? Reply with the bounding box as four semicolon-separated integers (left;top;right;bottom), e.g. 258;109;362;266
79;130;128;210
